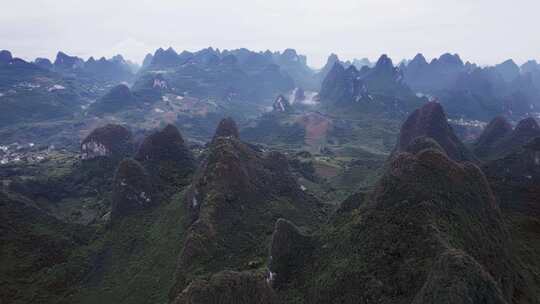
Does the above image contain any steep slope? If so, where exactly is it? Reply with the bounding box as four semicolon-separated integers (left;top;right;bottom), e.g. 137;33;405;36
395;102;475;161
272;147;535;303
81;124;134;161
0;52;87;127
111;158;154;221
135;47;297;104
482;137;540;214
474;116;513;158
477;117;540;160
0;190;94;304
87;84;137;115
170;118;324;301
135;124;195;189
319;55;423;116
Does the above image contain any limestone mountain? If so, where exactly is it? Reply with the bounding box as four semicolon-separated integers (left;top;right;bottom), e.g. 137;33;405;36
315;53;341;86
395;102;475;161
81;124;134;161
135;47;303;103
495;59;521;82
0;50;13;64
271;147;535;303
319;55;423;115
0;51;87;127
170;118;324;300
87;84;137;115
402;53;467;92
319;63;363;104
53;51;85;71
475;117;540;160
474;116;514;158
482;136;540;215
135;124;195;187
212;117;240;140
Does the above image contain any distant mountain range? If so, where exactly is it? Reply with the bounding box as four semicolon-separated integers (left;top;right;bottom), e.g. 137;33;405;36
1;47;540;150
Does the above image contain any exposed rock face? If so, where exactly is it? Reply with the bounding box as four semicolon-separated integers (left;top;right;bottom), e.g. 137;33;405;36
412;250;507;304
319;63;363;104
111;158;153;220
80;124;134;160
274;148;533;303
171;120;321;299
54;51;84;70
293;87;306;103
172;271;277;304
212;117;239;140
396;102;475;161
316;53;341;84
269;219;313;288
474;116;513;158
272;95;292;113
135;124;194;183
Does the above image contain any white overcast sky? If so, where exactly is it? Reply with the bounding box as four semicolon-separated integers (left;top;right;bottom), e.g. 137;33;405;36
1;0;539;68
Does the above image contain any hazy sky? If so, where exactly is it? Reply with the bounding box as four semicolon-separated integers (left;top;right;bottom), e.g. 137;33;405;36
1;0;539;68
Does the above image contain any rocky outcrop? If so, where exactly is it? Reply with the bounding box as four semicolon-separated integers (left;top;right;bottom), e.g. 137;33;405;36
53;51;84;71
111;158;153;220
269;219;314;288
80;124;134;160
319;63;363;104
172;271;277;304
293;87;306;103
395;102;475;161
272;95;292;113
135;124;194;183
212;117;239;140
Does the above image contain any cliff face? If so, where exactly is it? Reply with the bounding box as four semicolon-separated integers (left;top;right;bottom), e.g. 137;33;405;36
81;124;134;161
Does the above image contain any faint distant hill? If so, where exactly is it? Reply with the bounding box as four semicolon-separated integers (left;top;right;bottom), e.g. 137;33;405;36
318;54;425;116
134;47;317;103
401;53;540;120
